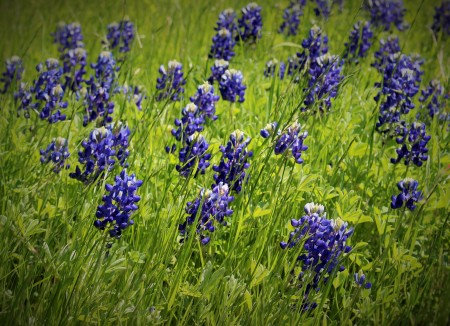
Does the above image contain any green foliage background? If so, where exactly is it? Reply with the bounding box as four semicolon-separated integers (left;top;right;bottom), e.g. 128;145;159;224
0;0;449;324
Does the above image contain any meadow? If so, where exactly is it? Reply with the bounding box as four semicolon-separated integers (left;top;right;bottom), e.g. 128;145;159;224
0;0;449;324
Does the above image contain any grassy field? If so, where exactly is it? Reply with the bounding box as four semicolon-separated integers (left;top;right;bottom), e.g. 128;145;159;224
0;0;449;324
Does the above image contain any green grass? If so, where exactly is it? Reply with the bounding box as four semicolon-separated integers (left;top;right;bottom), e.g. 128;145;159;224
0;0;449;324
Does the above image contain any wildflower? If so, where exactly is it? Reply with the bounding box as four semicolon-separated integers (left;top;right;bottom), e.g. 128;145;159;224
237;2;263;42
280;203;353;305
279;61;286;80
367;0;407;31
279;3;303;36
354;272;372;289
82;82;115;126
106;20;135;53
303;54;344;112
95;170;143;239
209;28;236;61
208;59;229;84
264;59;278;78
213;130;253;193
90;51;118;91
52;22;84;53
14;83;33;118
155;60;186;101
171;103;205;144
176;133;211;177
264;121;308;164
431;1;450;36
179;182;234;245
0;56;24;93
391;178;423;210
215;8;238;35
419;80;449;119
372;36;401;72
190;82;220;120
314;0;331;18
62;47;87;92
219;69;246;103
343;21;374;62
40;137;70;173
391;122;430;167
70;124;130;183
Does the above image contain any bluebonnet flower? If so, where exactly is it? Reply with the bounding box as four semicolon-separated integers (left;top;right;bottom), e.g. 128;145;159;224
124;85;145;110
95;170;143;239
32;59;67;123
391;121;430;167
279;3;302;36
288;26;328;78
391;178;423;210
52;22;84;53
375;54;423;134
90;51;118;91
260;121;278;138
179;182;234;245
15;83;33;118
62;47;87;92
176;133;211;178
81;82;115;126
215;8;238;35
419;80;449;119
1;56;24;93
280;203;353;303
237;2;263;42
40;137;70;173
262;121;308;164
343;21;374;62
213;130;253;193
106;20;135;53
190;82;220;120
264;59;278;78
170;103;205;144
314;0;331;18
70;123;130;183
208;59;229;84
354;272;372;289
372;36;401;72
219;69;246;103
303;54;344;112
155;60;186;101
279;61;286;80
432;1;450;36
368;0;407;31
209;28;236;61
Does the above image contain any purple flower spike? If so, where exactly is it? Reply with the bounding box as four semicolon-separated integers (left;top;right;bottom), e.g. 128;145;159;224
52;22;84;53
391;178;423;211
343;21;374;63
1;56;24;93
106;20;135;53
237;2;263;43
219;69;246;103
156;60;186;102
209;28;236;61
40;137;70;173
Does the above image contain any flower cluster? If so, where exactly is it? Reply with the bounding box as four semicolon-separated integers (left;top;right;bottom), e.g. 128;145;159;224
261;121;308;164
288;25;328;79
215;8;238;35
213;130;253;193
170;103;205;144
208;59;229;84
391;122;430;167
179;182;234;245
209;28;236;61
176;133;211;177
106;20;135;53
280;203;353;301
391;178;423;211
367;0;407;31
70;123;130;183
237;2;263;42
372;36;401;73
343;21;374;62
219;69;246;103
303;54;344;112
354;272;372;289
431;1;450;36
374;54;423;135
62;47;87;92
279;2;303;36
264;59;287;80
52;22;84;53
40;137;70;173
95;170;143;239
121;85;145;110
155;60;186;101
314;0;331;18
419;80;449;119
1;56;24;93
190;82;220;120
